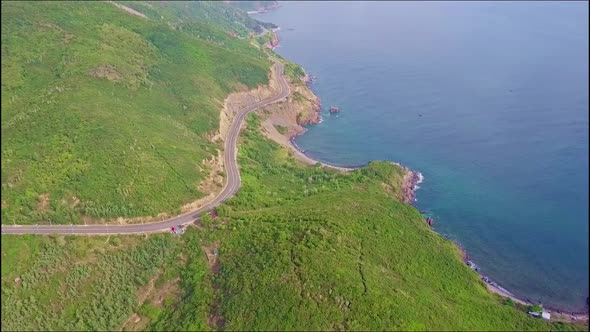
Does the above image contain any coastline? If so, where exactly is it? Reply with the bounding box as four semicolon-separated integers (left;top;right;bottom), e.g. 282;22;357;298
246;2;281;15
284;102;589;322
285;115;424;203
287;130;360;172
251;11;588;322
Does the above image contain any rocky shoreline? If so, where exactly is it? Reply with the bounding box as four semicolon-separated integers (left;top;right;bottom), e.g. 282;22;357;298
282;69;589;322
286;69;423;182
452;241;589;321
256;10;587;321
395;162;423;204
265;29;280;50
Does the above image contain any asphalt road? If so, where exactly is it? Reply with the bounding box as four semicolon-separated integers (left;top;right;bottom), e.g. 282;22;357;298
1;61;290;235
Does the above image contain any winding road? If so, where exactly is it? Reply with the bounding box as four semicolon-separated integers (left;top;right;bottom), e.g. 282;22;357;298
1;61;290;235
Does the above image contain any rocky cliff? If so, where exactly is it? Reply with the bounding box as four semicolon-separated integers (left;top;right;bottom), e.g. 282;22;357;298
259;68;321;142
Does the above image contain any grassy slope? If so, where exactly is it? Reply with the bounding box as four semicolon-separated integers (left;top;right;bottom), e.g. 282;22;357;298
1;1;270;224
227;1;279;13
1;118;585;331
191;116;582;331
117;1;277;36
0;230;212;331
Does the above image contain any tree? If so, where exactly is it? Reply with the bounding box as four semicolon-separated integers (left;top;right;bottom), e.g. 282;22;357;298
528;304;543;313
200;213;213;228
504;298;515;307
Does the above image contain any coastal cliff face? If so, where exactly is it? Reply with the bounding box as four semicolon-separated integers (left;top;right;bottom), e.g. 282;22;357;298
265;31;280;49
259;69;321;141
212;62;281;143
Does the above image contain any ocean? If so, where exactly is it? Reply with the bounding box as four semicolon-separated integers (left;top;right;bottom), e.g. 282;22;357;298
252;1;589;311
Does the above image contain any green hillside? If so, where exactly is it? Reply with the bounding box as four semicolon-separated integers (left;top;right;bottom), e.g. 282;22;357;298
191;115;581;331
2;116;584;331
115;1;277;35
227;1;279;13
1;1;270;225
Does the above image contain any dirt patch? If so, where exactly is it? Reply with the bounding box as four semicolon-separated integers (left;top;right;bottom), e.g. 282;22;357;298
38;22;74;44
109;1;148;19
6;170;23;188
215;63;281;142
208;314;225;331
37;193;50;212
39;22;61;31
259;78;354;173
202;242;225;330
261;119;312;166
61;196;80;208
121;313;146;331
151;277;181;306
202;243;221;274
136;272;181;308
89;65;121;81
178;151;226;214
260;76;320;139
63;32;74;44
81;215;95;225
122;274;182;330
136;273;159;305
70;196;80;208
199;152;225;193
259;78;320;167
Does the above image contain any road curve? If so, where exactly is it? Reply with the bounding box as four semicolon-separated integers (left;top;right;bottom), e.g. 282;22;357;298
1;61;290;235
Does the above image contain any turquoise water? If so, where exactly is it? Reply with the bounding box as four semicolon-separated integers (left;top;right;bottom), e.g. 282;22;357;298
253;1;589;311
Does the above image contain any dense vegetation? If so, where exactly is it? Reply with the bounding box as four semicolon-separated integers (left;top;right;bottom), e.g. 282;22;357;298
117;1;277;36
284;62;307;82
1;1;270;225
227;1;279;13
1;117;585;332
0;232;207;331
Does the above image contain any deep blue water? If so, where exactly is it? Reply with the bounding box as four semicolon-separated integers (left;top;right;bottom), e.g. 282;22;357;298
253;1;589;311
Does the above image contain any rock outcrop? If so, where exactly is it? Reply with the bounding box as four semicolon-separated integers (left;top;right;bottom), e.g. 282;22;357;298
393;162;422;204
260;68;321;140
263;31;280;49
